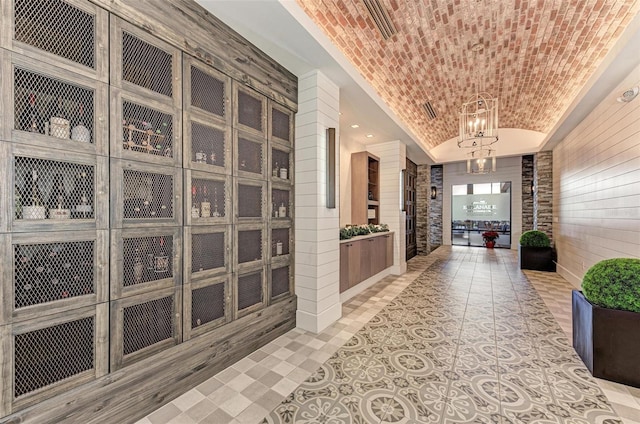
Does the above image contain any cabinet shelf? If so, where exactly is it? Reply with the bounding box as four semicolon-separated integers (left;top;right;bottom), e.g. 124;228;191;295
351;152;380;225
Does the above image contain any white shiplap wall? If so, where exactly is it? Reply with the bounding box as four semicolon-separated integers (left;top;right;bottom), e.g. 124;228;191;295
553;63;640;287
443;156;524;249
294;70;342;333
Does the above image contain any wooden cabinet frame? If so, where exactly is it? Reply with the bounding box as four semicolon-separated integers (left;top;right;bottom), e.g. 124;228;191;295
183;225;231;282
233;82;267;138
268;100;294;147
182;54;232;127
234;266;266;319
1;230;109;325
182;274;231;341
0;1;297;419
8;144;109;232
183;110;231;175
3;52;110;157
184;169;232;226
110;87;183;167
0;0;110;82
109;286;182;371
109;16;182;108
110;227;183;300
110;159;183;229
234;128;267;180
0;303;108;415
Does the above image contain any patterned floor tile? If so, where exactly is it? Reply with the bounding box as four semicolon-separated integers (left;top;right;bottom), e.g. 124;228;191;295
142;247;640;424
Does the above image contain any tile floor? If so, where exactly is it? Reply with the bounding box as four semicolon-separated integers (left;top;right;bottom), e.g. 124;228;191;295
138;246;640;424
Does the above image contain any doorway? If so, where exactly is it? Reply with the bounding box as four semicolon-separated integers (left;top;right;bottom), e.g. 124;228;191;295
451;182;512;248
405;158;417;259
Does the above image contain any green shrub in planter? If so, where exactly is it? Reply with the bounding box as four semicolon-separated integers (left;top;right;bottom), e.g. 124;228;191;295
582;258;640;313
519;230;550;247
339;227;353;240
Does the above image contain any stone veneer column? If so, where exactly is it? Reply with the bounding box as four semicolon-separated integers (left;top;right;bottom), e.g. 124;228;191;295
522;155;535;232
294;70;341;333
416;164;430;255
534;151;553;243
429;165;443;251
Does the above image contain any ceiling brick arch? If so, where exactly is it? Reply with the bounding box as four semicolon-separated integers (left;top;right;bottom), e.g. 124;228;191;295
296;0;640;149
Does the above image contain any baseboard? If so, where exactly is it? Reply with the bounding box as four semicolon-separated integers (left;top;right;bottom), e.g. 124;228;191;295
555;262;582;288
339;268;392;303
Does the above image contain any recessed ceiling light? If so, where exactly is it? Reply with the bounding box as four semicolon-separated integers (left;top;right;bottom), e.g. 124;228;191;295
366;134;374;138
351;124;359;128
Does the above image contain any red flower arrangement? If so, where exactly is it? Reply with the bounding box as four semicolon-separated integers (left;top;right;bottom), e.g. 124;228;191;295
482;231;499;243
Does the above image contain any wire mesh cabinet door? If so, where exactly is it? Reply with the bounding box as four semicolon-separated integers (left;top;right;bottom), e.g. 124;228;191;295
235;223;266;273
183;274;231;341
8;52;109;156
2;230;108;325
109;17;181;109
110;159;183;229
9;143;109;233
184;225;230;283
1;0;109;81
0;303;108;415
269;262;292;303
269;142;293;185
233;82;266;138
110;227;182;300
111;87;182;167
268;100;294;147
183;54;232;177
234;267;266;319
109;286;182;371
184;170;232;227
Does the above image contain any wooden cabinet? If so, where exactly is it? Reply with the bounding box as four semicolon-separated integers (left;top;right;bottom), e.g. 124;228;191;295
0;0;296;419
339;232;394;293
385;233;394;268
351;151;380;225
339;241;361;292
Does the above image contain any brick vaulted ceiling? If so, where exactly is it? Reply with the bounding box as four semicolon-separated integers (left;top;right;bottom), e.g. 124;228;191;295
295;0;640;150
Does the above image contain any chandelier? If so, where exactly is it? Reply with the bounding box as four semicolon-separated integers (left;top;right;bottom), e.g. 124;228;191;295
458;43;498;174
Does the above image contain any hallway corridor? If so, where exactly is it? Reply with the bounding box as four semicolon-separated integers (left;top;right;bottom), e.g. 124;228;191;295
140;247;640;424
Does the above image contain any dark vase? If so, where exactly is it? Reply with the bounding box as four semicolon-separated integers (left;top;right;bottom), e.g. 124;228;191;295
519;245;556;271
572;290;640;388
485;241;495;248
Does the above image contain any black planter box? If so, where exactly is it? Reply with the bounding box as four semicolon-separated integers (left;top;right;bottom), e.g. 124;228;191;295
518;245;556;271
572;290;640;388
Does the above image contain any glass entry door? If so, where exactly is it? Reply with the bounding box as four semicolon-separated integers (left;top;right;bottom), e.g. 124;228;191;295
451;182;511;247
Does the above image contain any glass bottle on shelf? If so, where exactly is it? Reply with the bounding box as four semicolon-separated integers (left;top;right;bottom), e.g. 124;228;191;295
154;237;170;275
200;185;211;218
278;202;287;218
133;247;144;284
19;93;44;133
23;169;46;220
47;174;71;220
191;184;200;218
209;150;216;165
272;162;279;177
211;187;221;217
71;171;93;219
276;240;283;256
